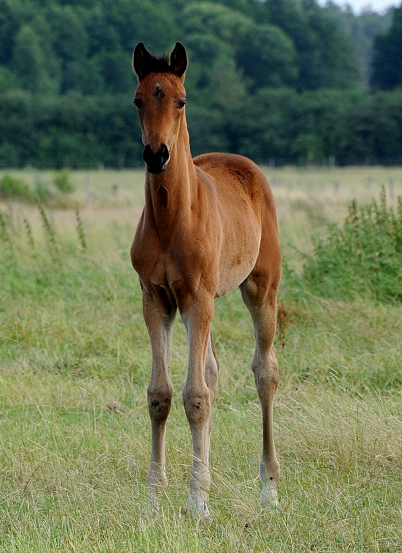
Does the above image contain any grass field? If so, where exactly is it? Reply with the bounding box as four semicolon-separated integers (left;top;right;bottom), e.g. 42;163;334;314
1;166;402;552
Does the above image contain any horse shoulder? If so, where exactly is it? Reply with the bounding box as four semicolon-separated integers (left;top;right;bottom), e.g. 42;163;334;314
193;153;272;208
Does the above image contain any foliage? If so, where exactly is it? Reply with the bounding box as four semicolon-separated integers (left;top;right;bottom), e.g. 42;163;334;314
53;169;75;193
0;0;399;168
323;2;393;89
302;187;402;302
0;174;32;201
0;0;359;97
371;5;402;90
2;88;402;168
265;0;359;90
0;91;141;169
0;170;76;204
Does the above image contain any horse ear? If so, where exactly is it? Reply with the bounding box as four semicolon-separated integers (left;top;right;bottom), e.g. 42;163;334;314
133;42;152;81
169;42;187;79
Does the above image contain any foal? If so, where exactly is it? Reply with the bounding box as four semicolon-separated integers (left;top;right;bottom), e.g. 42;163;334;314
131;42;281;516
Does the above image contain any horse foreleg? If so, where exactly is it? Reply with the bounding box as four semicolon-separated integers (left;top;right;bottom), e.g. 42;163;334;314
143;289;176;501
181;297;215;517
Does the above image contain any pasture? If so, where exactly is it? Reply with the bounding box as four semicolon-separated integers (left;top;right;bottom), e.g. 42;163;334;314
1;166;402;551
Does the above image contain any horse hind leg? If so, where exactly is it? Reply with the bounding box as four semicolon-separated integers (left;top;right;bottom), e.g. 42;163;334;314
204;333;219;467
240;278;280;507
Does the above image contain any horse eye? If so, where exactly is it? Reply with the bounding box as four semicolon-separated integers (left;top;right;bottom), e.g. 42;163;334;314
177;100;186;109
133;98;142;108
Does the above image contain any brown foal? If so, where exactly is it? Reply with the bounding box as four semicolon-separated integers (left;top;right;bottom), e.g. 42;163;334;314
131;42;281;516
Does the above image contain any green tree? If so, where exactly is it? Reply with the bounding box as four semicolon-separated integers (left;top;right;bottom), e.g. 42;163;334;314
0;65;15;93
102;0;178;53
265;0;358;89
46;5;89;92
323;2;392;89
12;25;52;93
371;6;402;90
181;2;297;90
29;15;62;93
236;23;298;88
98;49;135;94
0;0;19;65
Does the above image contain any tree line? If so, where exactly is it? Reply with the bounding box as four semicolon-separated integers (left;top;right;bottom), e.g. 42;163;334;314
0;0;401;168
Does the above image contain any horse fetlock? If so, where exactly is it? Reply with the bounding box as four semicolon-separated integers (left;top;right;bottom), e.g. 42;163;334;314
259;460;279;507
260;458;280;485
187;472;210;518
190;464;211;489
148;463;168;489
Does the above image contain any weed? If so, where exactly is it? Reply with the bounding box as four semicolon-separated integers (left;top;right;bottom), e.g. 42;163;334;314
0;208;13;252
22;216;35;249
36;198;59;260
302;186;402;302
75;205;88;251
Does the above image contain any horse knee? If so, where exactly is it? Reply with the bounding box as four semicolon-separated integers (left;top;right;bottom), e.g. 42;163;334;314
147;385;173;422
253;360;279;394
183;387;210;425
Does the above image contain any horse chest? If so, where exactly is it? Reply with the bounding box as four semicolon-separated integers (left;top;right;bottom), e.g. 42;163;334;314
149;256;179;288
132;241;187;287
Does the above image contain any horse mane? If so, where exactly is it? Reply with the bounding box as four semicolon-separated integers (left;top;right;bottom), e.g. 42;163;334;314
146;54;173;75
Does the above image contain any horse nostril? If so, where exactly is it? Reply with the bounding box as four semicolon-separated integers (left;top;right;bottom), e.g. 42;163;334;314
143;143;170;173
160;144;169;165
142;144;153;165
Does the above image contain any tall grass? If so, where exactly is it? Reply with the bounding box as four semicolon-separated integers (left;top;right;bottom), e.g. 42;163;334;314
1;177;402;551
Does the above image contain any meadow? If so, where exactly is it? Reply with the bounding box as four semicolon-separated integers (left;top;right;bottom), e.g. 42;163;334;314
1;166;402;552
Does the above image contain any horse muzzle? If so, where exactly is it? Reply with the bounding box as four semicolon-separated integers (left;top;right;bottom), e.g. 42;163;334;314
143;143;170;174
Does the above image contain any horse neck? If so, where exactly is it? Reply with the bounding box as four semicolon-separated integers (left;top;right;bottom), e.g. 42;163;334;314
144;119;196;230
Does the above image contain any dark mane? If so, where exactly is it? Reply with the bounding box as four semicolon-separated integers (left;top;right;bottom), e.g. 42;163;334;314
147;54;172;74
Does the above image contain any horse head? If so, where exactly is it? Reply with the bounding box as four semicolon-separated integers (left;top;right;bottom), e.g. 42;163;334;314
133;42;187;174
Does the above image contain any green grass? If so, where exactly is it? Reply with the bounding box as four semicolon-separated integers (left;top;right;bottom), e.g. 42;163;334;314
1;168;402;551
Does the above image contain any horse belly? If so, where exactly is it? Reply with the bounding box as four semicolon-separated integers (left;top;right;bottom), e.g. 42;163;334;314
216;236;259;297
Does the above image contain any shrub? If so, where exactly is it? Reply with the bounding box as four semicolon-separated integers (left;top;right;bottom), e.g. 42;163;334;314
53;169;75;193
0;174;33;201
303;187;402;302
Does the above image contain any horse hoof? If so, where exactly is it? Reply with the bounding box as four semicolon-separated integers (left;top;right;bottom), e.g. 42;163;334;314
183;497;210;521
